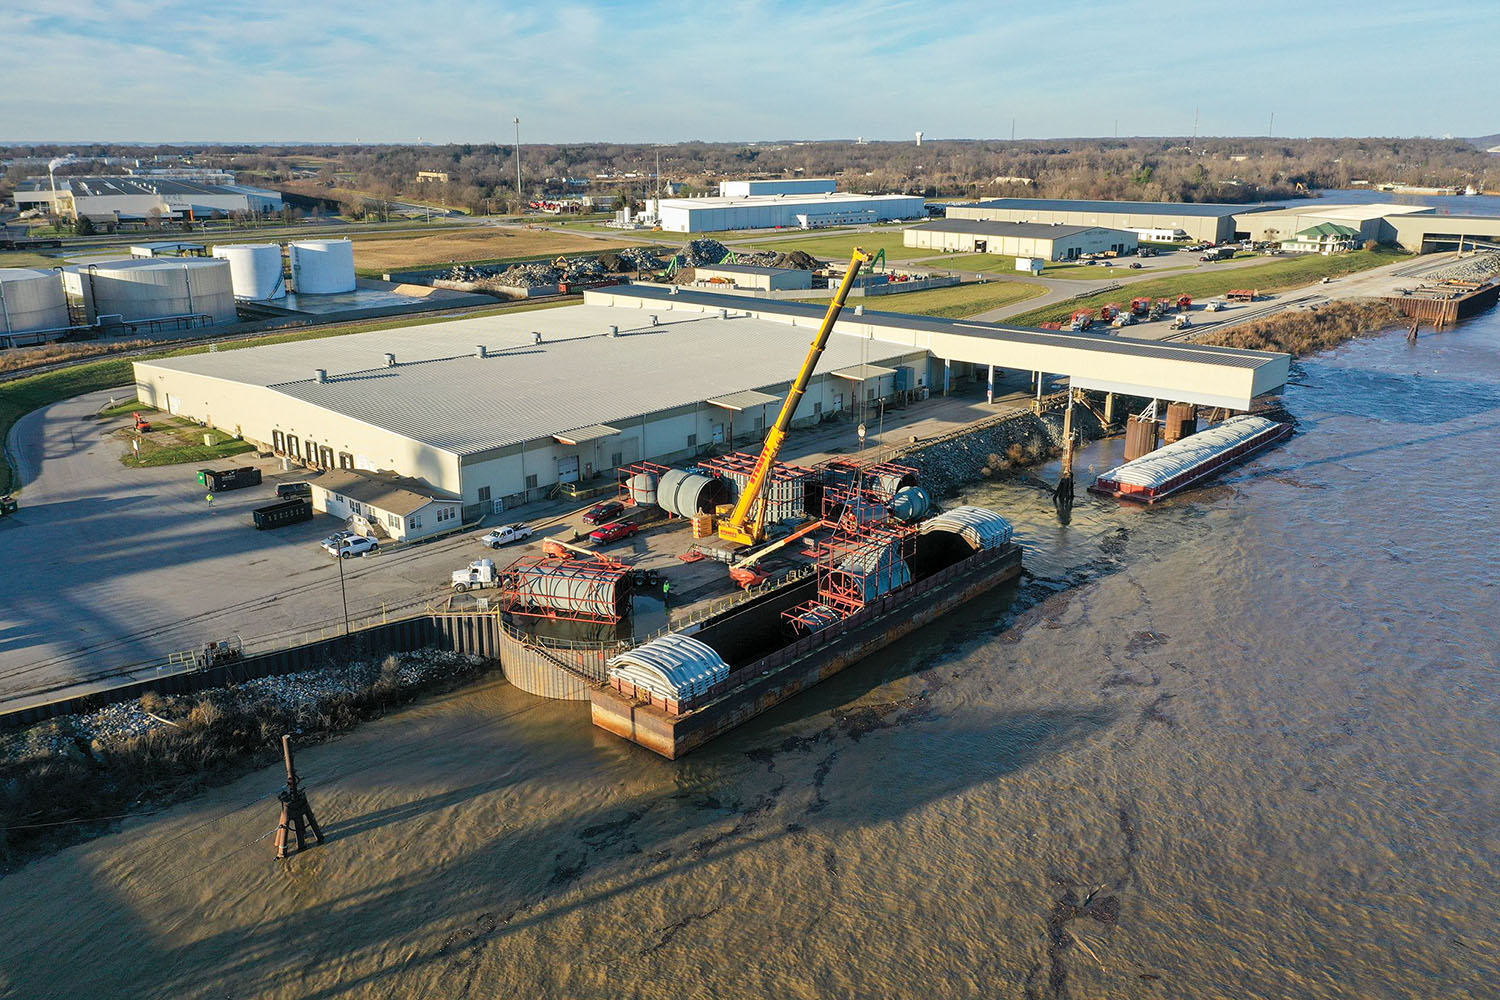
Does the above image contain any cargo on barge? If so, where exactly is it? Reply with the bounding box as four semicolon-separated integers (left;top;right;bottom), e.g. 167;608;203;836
1090;414;1292;504
588;506;1023;759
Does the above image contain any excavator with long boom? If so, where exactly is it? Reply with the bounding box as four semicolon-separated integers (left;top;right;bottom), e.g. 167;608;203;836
717;248;873;547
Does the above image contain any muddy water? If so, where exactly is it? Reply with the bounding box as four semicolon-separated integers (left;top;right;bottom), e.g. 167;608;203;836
3;318;1499;999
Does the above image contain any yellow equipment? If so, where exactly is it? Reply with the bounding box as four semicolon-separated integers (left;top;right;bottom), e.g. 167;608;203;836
718;248;873;546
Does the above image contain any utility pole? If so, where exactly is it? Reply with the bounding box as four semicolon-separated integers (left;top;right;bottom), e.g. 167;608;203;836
1193;106;1199;146
513;117;523;210
274;734;324;859
1268;111;1275;137
1011;118;1016;142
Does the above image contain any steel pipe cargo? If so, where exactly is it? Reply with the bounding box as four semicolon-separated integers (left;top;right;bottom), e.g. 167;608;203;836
658;470;726;517
887;486;932;522
512;562;628;619
626;472;659;506
0;268;68;334
290;239;356;294
213;243;285;299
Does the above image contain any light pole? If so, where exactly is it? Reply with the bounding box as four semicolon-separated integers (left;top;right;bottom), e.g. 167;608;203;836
336;550;351;636
513;117;523;210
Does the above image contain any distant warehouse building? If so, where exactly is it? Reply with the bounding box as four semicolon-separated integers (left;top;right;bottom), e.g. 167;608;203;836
1232;203;1434;246
13;176;282;222
654;192;925;233
718;178;836;197
946;198;1282;245
904;219;1138;261
692;263;814;292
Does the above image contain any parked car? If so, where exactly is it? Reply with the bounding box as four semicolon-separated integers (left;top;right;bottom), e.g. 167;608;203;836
589;521;639;544
478;523;534;548
324;535;379;558
320;529;356;549
582;501;625;525
276;481;312;499
1128;262;1143;269
1083;259;1098;266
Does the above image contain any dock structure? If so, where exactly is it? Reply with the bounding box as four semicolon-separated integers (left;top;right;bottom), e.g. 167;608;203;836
1381;279;1500;328
587;286;1291;412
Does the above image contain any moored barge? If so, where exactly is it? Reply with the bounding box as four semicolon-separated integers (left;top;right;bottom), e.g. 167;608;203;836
1090;414;1292;504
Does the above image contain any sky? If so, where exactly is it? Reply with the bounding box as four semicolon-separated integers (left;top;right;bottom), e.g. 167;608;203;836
4;0;1498;144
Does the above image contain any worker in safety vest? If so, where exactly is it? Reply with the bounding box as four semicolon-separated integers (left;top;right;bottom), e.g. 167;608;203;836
206;493;215;506
662;580;671;609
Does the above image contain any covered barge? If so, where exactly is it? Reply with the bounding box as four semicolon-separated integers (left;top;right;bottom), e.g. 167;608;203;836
1090;414;1292;504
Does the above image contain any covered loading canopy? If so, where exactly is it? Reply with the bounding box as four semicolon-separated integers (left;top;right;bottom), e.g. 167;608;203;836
587;286;1291;411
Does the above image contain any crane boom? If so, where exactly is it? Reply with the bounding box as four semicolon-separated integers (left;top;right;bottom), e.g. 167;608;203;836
719;248;873;546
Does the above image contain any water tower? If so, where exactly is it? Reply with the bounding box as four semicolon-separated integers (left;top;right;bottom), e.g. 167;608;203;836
915;131;924;147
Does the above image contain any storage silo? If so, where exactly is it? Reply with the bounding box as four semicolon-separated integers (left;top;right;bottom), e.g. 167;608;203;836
63;259;237;325
212;243;286;299
289;239;356;293
0;268;69;335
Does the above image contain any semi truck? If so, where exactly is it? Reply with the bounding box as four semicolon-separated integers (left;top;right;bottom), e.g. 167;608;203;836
452;558;500;592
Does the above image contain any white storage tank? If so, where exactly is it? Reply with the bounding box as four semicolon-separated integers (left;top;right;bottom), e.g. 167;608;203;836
212;243;286;299
0;268;69;334
62;258;237;325
290;239;356;294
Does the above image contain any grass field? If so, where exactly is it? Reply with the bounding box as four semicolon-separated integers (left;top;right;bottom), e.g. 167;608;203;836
1007;248;1412;326
753;229;931;263
798;280;1045;320
350;228;619;273
115;418;255;468
0;299;574;495
0;251;64;269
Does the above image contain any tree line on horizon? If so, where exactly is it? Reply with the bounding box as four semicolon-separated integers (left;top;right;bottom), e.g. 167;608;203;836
4;137;1493;216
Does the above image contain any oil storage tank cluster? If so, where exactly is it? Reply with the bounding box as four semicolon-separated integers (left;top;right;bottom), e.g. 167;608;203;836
62;258;236;325
657;469;728;517
290;239;356;294
212;243;285;300
0;268;69;337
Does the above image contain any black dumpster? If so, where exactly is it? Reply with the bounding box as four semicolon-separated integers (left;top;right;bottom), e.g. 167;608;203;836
198;466;263;492
252;498;313;530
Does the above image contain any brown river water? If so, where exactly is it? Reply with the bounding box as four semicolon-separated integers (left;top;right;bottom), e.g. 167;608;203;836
2;316;1498;999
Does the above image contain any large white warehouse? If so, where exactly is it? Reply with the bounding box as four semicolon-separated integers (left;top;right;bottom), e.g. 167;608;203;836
656;192;925;233
718;178;837;197
904;220;1138;260
13;176;282;221
132;287;1290;522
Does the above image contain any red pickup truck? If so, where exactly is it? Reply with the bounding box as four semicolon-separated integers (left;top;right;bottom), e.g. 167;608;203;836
589;521;639;544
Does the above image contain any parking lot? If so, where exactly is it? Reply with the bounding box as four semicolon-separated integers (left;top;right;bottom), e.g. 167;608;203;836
1;377;1037;708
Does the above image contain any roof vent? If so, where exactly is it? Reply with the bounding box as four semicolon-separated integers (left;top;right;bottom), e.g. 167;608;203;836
854;304;864;315
609;325;619;337
475;345;487;358
649;314;659;326
314;368;327;383
384;352;397;367
718;308;729;319
532;331;542;344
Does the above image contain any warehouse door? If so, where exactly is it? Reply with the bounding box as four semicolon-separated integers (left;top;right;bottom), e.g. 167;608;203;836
287;435;300;460
272;430;285;453
319;445;334;468
974;240;987;253
556;455;580;484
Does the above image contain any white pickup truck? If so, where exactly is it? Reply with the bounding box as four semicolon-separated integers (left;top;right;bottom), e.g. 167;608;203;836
452;558;500;592
478;523;534;549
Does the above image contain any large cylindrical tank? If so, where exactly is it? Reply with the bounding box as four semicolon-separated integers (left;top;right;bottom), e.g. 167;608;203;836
64;259;236;325
290;239;356;293
0;268;68;334
512;562;627;620
658;469;728;517
888;486;932;523
212;243;285;299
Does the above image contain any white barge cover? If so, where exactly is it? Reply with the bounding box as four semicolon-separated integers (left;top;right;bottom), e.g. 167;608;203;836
608;633;729;702
1096;415;1285;492
919;506;1015;550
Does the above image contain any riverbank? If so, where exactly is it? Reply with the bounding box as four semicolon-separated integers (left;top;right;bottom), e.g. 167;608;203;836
0;649;488;872
1192;299;1405;356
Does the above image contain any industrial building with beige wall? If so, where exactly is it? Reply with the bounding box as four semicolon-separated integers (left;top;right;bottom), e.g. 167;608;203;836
947;197;1281;244
132;287;1289;521
904;219;1138;260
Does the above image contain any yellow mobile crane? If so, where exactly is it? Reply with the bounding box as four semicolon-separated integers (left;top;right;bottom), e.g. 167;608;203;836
718;248;874;547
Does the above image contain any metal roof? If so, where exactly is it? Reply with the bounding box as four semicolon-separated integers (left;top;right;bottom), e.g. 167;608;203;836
1296;222;1360;238
912;219;1100;239
608;633;729;701
830;363;898;380
135;304;918;456
960;198;1282;218
312;470;455;515
695;263;802;276
554;424;621;445
707;389;780;410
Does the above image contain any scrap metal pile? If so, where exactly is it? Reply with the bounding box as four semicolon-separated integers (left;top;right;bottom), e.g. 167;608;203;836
731;249;822;270
441;254;609;287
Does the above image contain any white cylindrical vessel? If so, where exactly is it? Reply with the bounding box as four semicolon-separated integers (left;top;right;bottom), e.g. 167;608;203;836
0;268;69;334
212;243;285;299
63;259;236;325
289;239;356;293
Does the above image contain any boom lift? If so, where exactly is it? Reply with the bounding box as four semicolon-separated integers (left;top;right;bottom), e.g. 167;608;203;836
718;248;873;547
